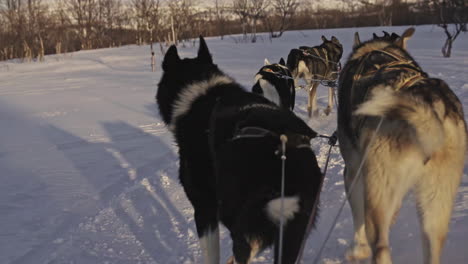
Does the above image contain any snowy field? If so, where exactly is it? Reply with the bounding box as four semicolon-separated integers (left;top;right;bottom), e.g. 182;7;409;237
0;25;467;264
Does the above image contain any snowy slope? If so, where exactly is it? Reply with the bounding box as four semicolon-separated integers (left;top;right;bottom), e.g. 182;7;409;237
0;25;467;264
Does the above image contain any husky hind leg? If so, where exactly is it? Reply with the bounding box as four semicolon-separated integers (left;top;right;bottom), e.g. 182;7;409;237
324;86;334;116
229;235;253;264
415;166;462;264
364;202;394;264
180;157;220;264
227;206;269;264
344;165;372;261
194;203;220;264
307;82;319;117
228;234;264;264
363;153;415;264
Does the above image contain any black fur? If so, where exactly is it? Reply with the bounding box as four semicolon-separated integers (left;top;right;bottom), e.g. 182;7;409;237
252;58;296;110
156;36;324;264
372;31;400;42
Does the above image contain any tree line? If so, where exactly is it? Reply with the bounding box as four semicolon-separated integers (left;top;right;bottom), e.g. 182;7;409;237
0;0;466;61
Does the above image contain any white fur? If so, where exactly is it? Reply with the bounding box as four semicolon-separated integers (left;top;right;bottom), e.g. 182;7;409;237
169;75;233;131
350;41;392;60
297;60;309;76
266;196;300;224
276;63;290;71
254;73;262;83
354;85;445;158
341;84;466;264
199;227;220;264
258;79;281;106
353;86;398;116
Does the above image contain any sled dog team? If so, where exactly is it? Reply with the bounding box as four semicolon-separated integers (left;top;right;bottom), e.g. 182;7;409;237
156;28;467;264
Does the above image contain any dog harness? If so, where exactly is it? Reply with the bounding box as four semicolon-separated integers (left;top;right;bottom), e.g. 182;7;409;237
230;103;314;149
350;46;429;143
353;48;427;91
261;67;294;80
299;47;342;86
301;47;342;71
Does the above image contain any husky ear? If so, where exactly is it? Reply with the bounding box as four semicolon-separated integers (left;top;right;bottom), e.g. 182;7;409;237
372;33;378;39
162;45;180;71
264;58;271;65
331;36;339;44
197;36;213;64
321;35;328;42
279;58;286;66
383;31;390;37
353;32;361;48
396;27;415;49
390;33;400;41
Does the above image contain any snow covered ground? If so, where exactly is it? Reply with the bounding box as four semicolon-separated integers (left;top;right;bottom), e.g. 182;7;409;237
0;25;467;264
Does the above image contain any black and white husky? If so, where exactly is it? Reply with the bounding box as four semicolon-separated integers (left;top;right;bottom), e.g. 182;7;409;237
252;58;295;110
156;36;324;264
338;28;467;264
287;36;343;117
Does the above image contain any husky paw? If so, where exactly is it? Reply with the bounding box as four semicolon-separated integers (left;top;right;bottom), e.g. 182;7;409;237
312;109;320;118
345;244;372;261
308;108;319;118
375;247;392;264
226;256;236;264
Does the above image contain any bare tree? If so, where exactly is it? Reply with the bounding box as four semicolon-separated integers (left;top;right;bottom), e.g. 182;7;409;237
0;11;6;60
67;0;99;49
1;0;27;59
0;0;457;62
49;0;72;54
232;0;250;40
231;0;269;42
359;0;398;26
168;0;196;45
214;0;227;39
430;0;467;57
100;0;124;47
265;0;299;38
26;0;49;61
132;0;160;45
249;0;268;42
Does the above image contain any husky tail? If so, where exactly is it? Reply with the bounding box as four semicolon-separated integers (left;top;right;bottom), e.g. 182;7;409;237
354;85;445;158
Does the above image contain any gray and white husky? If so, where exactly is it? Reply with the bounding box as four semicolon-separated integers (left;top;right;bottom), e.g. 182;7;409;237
287;36;343;117
337;28;467;264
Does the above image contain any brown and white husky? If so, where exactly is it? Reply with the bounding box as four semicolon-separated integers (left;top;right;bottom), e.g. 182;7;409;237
337;28;467;264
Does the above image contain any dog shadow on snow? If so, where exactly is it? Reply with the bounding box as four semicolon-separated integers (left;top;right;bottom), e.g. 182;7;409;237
43;121;198;263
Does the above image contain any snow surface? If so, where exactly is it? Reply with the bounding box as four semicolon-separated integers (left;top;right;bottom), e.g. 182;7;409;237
0;25;467;264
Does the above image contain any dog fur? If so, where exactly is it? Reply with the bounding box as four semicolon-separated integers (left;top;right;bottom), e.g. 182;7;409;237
156;36;324;264
337;28;467;264
287;36;343;117
252;58;295;110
